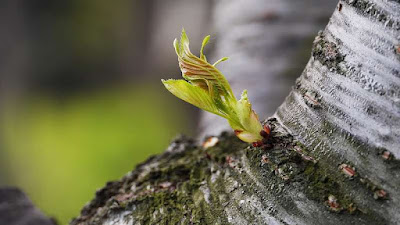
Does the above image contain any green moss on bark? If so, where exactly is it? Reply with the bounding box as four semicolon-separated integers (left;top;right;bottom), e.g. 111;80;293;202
311;32;345;74
71;120;388;225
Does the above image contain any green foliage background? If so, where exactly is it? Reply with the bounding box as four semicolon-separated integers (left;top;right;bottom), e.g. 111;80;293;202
1;85;190;224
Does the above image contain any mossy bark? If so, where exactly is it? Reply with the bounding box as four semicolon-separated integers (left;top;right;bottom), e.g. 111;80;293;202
71;0;400;224
71;119;394;225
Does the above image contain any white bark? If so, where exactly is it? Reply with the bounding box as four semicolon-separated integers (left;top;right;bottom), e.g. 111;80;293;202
198;0;337;140
276;0;400;223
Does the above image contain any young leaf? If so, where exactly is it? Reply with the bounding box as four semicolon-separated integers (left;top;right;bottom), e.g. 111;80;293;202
174;29;235;102
230;90;263;143
162;29;263;143
161;79;224;117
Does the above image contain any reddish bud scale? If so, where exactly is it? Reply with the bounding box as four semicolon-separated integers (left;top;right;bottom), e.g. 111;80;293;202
234;130;242;136
259;124;271;141
339;164;356;177
252;141;263;147
264;124;271;135
260;130;268;138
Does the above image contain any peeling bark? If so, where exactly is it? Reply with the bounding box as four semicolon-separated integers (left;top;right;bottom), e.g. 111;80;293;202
71;0;400;224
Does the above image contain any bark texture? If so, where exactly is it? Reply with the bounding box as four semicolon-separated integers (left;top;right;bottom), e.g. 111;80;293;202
71;0;400;224
275;0;400;223
198;0;337;139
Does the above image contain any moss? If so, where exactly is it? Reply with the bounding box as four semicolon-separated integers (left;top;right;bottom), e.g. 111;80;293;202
127;158;216;224
71;133;249;224
72;120;390;224
205;131;249;161
131;190;195;224
303;163;354;211
312;32;346;74
70;180;123;224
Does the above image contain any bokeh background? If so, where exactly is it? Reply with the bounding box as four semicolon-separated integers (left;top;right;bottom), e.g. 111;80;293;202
0;0;212;224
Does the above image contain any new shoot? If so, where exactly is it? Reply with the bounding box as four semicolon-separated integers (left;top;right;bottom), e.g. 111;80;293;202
162;29;265;145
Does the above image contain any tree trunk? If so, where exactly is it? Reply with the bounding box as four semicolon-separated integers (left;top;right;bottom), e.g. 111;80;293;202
71;0;400;224
197;0;337;140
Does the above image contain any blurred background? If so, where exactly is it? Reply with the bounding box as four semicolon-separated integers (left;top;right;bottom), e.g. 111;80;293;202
0;0;335;224
0;0;212;223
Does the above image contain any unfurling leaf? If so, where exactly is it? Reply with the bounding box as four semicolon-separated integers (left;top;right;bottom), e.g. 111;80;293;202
162;29;263;143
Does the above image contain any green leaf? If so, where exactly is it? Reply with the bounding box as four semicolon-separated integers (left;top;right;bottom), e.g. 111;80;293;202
200;35;210;61
213;57;229;66
163;29;263;143
233;90;263;143
173;29;235;102
162;79;226;118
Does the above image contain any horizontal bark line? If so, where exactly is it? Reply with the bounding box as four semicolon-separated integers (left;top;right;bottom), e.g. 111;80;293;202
297;59;399;148
274;0;400;222
275;86;400;183
342;0;400;30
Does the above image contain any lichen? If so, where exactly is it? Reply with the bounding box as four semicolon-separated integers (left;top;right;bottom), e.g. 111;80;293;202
311;32;345;74
71;133;247;225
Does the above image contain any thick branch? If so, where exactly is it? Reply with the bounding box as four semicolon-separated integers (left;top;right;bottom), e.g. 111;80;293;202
71;120;391;225
71;0;400;224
